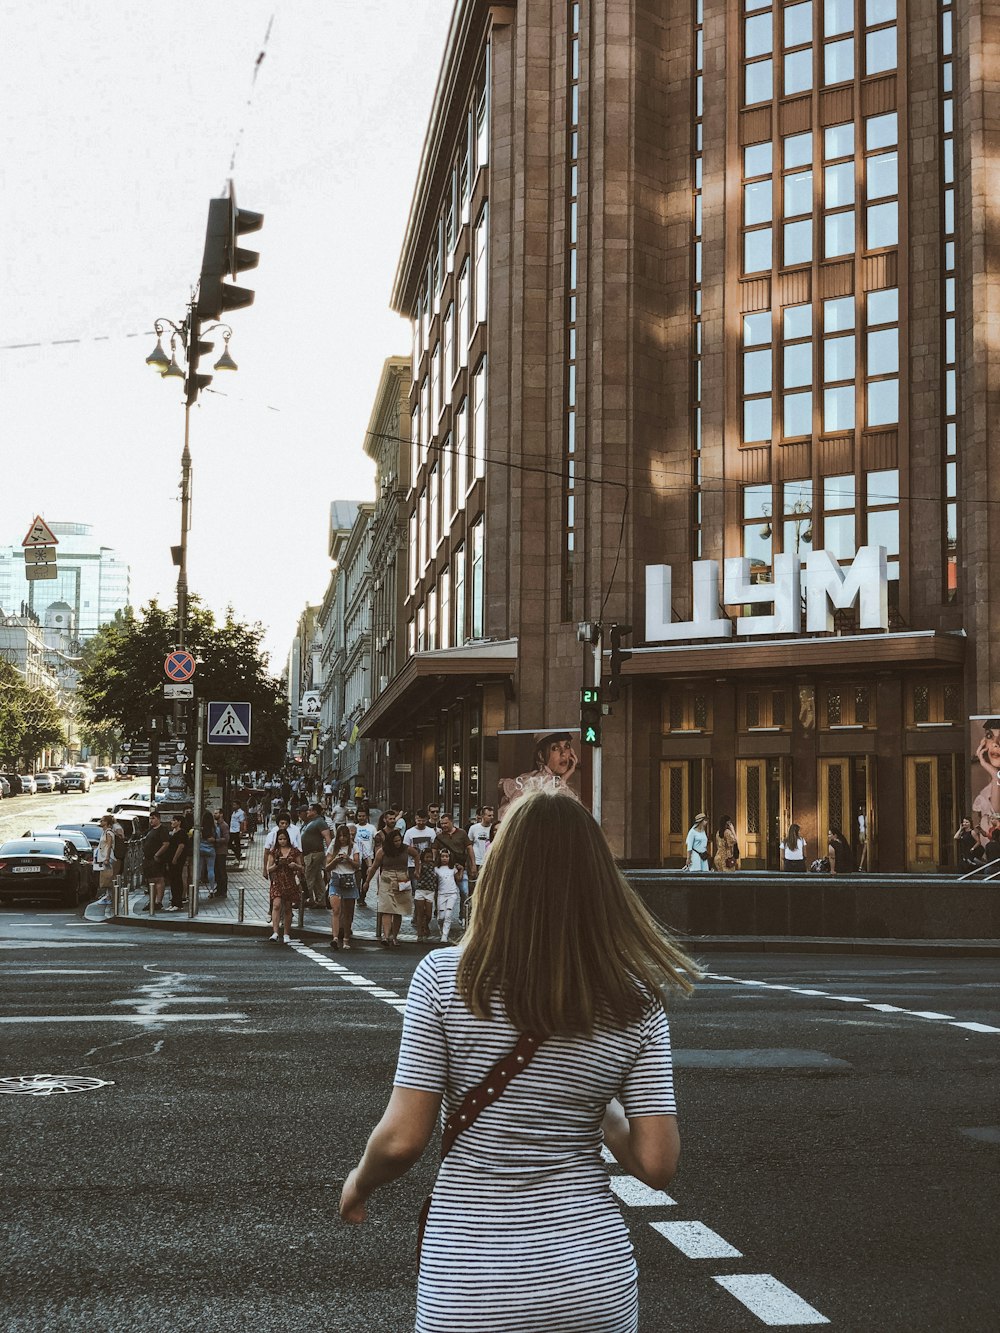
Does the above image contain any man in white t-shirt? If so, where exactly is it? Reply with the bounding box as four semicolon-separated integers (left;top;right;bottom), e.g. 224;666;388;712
229;804;246;866
403;809;438;885
467;805;495;880
263;813;303;851
352;807;377;898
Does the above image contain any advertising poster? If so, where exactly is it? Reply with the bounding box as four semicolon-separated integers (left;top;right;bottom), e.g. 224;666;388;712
969;715;1000;848
497;728;588;819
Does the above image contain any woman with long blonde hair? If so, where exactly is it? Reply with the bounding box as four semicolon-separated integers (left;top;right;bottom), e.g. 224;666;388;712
340;788;699;1333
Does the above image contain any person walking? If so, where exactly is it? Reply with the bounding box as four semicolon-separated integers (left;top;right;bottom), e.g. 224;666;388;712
434;846;464;944
352;807;377;904
413;847;438;942
782;823;807;872
228;802;246;867
301;802;332;909
210;810;230;899
266;828;304;944
141;810;170;912
403;809;438;887
712;816;740;872
94;816;116;907
198;809;217;896
684;813;710;871
326;826;359;950
339;788;699;1333
365;827;413;948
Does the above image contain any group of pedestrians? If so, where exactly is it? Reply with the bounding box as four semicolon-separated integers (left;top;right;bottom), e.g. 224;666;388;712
684;815;862;874
137;805;239;913
253;790;498;950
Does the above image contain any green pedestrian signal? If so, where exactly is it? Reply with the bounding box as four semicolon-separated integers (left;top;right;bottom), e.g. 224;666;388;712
580;686;602;747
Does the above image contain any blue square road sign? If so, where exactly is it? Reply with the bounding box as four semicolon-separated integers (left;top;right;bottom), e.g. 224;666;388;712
206;701;252;745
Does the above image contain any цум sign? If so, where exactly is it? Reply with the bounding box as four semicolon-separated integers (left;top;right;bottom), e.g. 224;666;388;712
645;545;889;642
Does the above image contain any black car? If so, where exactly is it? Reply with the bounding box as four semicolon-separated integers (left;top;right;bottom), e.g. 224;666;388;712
28;829;95;866
0;837;87;908
0;772;23;795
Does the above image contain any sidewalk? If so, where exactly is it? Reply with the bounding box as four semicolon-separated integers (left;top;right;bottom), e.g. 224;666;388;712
118;831;428;943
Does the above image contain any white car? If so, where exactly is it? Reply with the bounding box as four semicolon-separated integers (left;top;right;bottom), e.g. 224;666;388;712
32;773;56;794
113;794;152;815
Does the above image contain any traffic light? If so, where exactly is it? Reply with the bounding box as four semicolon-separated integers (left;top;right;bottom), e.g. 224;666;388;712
580;686;602;747
195;190;264;321
606;623;633;702
184;313;214;407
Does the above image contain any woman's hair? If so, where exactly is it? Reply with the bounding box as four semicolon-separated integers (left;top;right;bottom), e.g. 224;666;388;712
438;846;452;863
332;825;352;852
784;823;800;850
716;816;733;839
829;828;846;844
274;829;291;847
384;828;404;855
457;789;699;1037
201;810;215;838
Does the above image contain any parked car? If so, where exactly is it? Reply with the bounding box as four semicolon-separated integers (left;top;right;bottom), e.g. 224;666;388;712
0;772;22;795
32;773;56;794
62;769;92;794
26;829;95;866
92;767;115;782
54;822;103;850
17;774;37;794
0;837;87;908
0;777;8;799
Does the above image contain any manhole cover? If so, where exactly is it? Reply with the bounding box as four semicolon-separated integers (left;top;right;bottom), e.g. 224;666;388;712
0;1074;114;1096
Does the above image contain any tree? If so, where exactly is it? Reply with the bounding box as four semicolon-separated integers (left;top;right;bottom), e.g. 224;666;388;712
77;598;289;772
0;659;66;767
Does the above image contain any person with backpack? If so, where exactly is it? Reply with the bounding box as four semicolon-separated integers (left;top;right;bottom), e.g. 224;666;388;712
94;816;116;906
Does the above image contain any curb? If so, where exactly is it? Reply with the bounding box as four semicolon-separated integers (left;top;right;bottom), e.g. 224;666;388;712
100;913;1000;957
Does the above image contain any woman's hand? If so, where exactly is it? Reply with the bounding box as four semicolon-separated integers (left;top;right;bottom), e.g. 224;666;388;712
339;1167;368;1224
977;738;997;781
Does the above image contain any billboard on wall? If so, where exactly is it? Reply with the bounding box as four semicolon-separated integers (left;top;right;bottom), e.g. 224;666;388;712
497;728;587;819
969;715;1000;848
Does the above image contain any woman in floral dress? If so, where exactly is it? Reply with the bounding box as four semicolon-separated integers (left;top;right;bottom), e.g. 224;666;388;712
267;827;304;944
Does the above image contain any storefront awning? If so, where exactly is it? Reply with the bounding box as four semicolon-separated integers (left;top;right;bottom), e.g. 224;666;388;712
621;630;966;678
358;639;518;739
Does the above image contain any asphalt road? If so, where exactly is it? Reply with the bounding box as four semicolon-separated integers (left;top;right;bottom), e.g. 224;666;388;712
0;777;142;845
1;913;997;1332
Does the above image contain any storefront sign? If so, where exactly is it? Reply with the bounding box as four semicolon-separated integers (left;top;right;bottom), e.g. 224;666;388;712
645;546;889;643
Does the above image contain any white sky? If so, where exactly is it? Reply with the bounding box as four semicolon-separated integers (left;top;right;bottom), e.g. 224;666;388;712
1;1;450;667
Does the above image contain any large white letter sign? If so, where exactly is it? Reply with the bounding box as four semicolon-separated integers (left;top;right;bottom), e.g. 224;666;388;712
645;560;732;642
723;554;802;636
805;545;889;632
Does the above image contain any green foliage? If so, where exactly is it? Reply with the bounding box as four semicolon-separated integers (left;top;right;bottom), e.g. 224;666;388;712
0;658;66;766
77;598;289;772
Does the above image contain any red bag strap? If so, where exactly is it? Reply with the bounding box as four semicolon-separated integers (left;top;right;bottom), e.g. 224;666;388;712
440;1032;542;1159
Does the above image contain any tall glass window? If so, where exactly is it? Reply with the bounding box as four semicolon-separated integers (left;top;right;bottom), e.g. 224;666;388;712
456;397;468;502
782;302;813;439
742;310;773;443
439;566;451;651
453;544;466;648
470;517;485;639
865;286;899;428
822;296;855;434
474;204;489;326
457;262;470;369
473;359;487;479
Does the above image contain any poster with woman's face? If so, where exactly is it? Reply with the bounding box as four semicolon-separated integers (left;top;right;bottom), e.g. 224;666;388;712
969;715;1000;844
497;728;586;819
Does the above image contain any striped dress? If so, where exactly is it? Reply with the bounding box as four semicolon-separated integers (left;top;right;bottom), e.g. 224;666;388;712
394;949;677;1333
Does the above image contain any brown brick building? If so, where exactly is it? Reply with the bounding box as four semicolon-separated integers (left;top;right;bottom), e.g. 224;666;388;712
358;0;999;872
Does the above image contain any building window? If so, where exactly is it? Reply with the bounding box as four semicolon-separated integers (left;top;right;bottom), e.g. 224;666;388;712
822;473;856;560
865;468;899;584
410;406;420;491
419;379;430;468
407;511;417;593
865;286;899;427
439;566;451;651
429;465;440;553
782;1;813;96
822;296;855;434
783;478;814;555
408;618;415;658
474;205;489;327
472;358;487;479
456;397;468;503
417;602;426;653
457;262;470;368
740;688;789;731
661;688;712;734
475;48;490;172
431;343;441;424
742;310;773;443
418;487;428;573
453;542;466;648
742;484;773;576
823;121;855;258
821;683;875;728
782;302;813;440
470;516;485;639
443;303;454;384
441;430;452;522
427;585;438;651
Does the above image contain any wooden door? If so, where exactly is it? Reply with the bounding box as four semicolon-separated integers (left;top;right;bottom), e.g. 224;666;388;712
660;761;689;865
818;757;851;854
737;759;766;867
905;756;939;871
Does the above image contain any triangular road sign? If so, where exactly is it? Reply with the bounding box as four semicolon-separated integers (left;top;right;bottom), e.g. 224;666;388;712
208;704;249;739
22;515;59;547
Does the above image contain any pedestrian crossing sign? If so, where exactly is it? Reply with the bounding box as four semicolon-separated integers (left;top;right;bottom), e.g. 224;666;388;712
207;701;252;745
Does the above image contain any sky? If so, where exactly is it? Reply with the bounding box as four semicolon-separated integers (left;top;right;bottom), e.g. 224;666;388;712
1;1;451;667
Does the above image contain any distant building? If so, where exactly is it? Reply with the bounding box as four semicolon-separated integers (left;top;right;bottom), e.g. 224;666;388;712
0;521;130;643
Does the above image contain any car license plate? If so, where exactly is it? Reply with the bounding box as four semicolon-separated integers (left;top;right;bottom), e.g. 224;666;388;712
13;865;41;873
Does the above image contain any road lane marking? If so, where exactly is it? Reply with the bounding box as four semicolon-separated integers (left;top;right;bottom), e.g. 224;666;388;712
713;1274;830;1325
704;973;998;1034
609;1178;676;1207
291;944;403;1016
0;1013;246;1024
650;1220;742;1259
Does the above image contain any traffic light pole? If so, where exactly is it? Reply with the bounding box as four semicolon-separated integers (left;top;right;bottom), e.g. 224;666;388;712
592;638;603;826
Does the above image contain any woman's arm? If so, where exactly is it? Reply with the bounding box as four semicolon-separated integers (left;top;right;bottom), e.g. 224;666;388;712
364;848;382;889
340;1085;442;1223
601;1098;679;1191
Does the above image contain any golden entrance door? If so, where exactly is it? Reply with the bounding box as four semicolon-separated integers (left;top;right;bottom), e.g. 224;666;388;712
659;759;711;866
737;758;790;869
818;756;875;870
905;757;939;871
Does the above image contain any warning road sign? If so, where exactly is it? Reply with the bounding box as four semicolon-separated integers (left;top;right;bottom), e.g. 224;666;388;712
164;650;197;682
207;701;251;745
22;515;59;547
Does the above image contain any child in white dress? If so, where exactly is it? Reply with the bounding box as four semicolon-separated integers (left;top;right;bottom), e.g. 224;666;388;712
434;847;463;943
